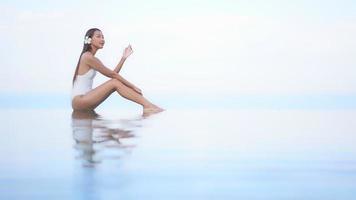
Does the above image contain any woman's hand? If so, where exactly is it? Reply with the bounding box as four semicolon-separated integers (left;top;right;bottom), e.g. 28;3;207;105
122;44;133;59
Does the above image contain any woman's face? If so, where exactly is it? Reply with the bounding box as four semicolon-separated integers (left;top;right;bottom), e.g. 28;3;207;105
91;30;105;49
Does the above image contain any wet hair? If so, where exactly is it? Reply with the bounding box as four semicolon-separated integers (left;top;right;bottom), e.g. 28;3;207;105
72;28;101;85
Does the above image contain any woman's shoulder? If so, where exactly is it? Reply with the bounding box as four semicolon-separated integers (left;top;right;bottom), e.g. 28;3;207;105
78;52;95;70
81;52;103;67
80;52;96;66
81;52;102;63
81;52;94;60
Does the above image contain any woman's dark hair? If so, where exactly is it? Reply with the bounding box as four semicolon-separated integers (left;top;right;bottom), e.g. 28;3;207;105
72;28;101;85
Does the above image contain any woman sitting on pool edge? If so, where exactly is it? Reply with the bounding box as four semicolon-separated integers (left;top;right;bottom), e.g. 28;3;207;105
71;28;165;115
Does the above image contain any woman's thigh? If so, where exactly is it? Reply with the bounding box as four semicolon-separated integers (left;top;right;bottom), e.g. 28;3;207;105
72;79;117;110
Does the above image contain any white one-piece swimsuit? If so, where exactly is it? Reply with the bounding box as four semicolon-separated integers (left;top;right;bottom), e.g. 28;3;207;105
72;69;97;99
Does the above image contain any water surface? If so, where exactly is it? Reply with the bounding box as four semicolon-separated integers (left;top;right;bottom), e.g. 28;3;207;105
0;107;355;199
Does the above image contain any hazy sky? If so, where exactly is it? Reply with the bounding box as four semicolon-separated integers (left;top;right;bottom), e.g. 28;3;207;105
1;0;356;96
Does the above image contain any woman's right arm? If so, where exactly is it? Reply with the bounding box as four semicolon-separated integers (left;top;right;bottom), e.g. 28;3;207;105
83;54;136;88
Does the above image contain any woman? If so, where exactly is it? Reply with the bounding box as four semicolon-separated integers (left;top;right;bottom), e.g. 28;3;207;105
71;28;164;115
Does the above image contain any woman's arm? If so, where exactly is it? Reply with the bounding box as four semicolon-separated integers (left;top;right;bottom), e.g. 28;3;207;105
114;57;126;74
84;54;136;89
114;44;133;73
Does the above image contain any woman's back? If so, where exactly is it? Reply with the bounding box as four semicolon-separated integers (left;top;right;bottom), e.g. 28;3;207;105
72;68;97;99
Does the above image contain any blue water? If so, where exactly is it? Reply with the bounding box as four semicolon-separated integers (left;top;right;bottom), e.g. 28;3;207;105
1;94;356;199
1;93;356;109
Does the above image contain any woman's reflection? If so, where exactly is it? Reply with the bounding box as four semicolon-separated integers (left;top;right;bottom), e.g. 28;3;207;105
71;110;138;167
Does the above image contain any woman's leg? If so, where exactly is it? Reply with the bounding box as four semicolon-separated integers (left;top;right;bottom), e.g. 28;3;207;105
72;79;159;111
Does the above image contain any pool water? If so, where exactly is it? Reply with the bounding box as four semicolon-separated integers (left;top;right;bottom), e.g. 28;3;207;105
0;107;355;199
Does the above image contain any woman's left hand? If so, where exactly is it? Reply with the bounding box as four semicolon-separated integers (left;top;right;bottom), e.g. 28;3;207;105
123;44;133;59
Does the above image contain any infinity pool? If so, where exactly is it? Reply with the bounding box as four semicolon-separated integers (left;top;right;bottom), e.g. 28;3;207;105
1;107;355;199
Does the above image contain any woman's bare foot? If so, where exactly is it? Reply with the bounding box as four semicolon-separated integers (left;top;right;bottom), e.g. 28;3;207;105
142;104;165;116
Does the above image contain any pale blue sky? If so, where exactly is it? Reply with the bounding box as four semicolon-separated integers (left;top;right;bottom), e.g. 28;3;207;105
2;0;356;17
1;0;356;96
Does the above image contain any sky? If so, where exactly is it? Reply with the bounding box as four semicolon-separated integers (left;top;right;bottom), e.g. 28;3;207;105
1;0;356;96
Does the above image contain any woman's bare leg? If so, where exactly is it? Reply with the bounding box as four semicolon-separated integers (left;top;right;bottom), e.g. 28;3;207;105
72;79;163;112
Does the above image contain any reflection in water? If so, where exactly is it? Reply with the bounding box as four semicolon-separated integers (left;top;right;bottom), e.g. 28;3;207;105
71;110;141;167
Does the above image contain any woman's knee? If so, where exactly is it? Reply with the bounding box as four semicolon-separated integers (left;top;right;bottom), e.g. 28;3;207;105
109;79;125;89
